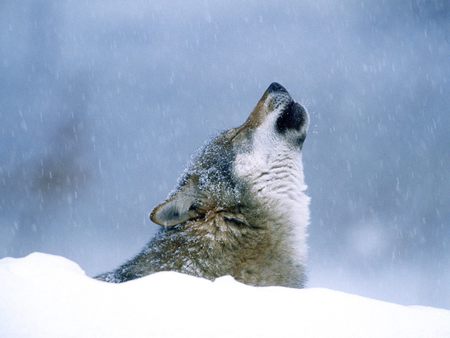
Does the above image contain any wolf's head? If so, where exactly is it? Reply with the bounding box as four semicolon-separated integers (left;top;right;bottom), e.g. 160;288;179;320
150;83;309;229
235;82;309;149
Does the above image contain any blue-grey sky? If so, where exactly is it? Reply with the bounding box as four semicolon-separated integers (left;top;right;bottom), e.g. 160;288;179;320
1;0;449;308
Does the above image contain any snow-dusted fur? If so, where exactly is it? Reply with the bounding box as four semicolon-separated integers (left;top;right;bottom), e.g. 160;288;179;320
97;82;310;287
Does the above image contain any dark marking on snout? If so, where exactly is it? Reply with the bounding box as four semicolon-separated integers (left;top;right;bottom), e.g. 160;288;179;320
276;101;306;134
267;82;288;94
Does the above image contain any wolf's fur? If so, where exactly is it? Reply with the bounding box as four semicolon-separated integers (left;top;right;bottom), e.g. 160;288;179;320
97;83;310;288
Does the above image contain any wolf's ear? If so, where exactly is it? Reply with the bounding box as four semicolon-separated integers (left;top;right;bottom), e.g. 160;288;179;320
150;177;203;227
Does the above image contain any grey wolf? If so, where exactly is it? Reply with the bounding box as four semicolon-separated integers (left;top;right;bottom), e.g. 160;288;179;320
97;82;310;287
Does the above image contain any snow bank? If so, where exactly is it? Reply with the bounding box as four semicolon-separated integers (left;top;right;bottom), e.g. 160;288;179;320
0;253;449;338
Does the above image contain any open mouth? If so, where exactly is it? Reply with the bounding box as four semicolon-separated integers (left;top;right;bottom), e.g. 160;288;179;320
276;100;307;134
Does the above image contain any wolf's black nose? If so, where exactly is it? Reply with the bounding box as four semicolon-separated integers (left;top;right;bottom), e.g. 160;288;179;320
267;82;288;94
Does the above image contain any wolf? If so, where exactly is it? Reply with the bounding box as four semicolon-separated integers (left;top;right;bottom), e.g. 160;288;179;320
96;82;310;288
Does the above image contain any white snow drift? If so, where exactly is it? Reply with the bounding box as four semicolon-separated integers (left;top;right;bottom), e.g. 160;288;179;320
0;253;449;338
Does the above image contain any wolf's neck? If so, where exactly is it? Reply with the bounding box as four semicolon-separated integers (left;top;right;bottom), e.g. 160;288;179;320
234;144;310;261
235;142;307;200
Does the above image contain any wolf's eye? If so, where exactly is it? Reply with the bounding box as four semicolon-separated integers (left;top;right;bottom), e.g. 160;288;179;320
223;216;249;227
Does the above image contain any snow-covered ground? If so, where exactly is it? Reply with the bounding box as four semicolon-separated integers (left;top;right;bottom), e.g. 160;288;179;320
1;253;449;338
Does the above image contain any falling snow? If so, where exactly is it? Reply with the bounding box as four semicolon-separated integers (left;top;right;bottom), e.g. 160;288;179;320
0;0;449;310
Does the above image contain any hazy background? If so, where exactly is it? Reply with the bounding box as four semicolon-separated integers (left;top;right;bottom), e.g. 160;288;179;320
1;0;449;308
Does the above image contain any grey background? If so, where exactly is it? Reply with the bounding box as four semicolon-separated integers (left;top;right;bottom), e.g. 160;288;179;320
1;0;449;308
